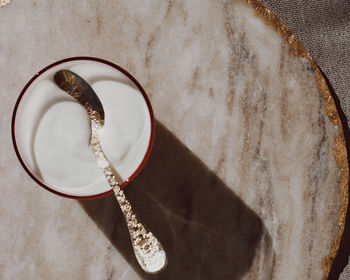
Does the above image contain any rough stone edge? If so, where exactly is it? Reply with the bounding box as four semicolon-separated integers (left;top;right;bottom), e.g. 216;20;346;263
239;0;349;279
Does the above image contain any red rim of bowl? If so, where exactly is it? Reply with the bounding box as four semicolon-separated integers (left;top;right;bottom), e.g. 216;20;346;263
11;56;155;200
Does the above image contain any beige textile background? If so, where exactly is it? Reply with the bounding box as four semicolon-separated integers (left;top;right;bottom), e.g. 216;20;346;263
259;1;350;279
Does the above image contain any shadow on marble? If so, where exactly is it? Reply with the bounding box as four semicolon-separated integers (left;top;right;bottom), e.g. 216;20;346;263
79;121;273;279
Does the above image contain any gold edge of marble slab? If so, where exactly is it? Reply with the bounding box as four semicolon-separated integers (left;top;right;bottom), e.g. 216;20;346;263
243;0;349;279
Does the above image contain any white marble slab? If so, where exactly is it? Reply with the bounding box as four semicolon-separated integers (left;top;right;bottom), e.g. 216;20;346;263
0;0;346;279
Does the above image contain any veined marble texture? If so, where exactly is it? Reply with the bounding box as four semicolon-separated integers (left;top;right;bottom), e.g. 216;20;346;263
0;0;347;280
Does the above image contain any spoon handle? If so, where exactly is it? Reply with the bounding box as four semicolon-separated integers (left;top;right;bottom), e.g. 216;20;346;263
89;120;167;273
111;183;167;273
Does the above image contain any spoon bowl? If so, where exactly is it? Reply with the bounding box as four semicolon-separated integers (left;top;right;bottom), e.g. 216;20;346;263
54;70;105;122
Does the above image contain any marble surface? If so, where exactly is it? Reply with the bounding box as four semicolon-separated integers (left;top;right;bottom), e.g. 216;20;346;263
0;0;346;279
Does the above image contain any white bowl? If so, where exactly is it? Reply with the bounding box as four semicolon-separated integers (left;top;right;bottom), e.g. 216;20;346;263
12;57;155;199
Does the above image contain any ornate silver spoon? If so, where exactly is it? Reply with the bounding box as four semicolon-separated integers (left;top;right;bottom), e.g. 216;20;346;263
54;69;167;273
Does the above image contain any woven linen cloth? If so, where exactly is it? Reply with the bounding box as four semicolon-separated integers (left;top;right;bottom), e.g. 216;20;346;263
259;1;350;279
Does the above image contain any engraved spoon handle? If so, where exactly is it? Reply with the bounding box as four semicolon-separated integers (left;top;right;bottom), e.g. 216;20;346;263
89;119;167;273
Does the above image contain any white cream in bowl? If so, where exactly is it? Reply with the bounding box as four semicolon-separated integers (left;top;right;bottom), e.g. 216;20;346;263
14;60;152;197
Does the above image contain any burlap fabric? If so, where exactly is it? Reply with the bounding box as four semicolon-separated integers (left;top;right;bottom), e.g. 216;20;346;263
259;1;350;279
